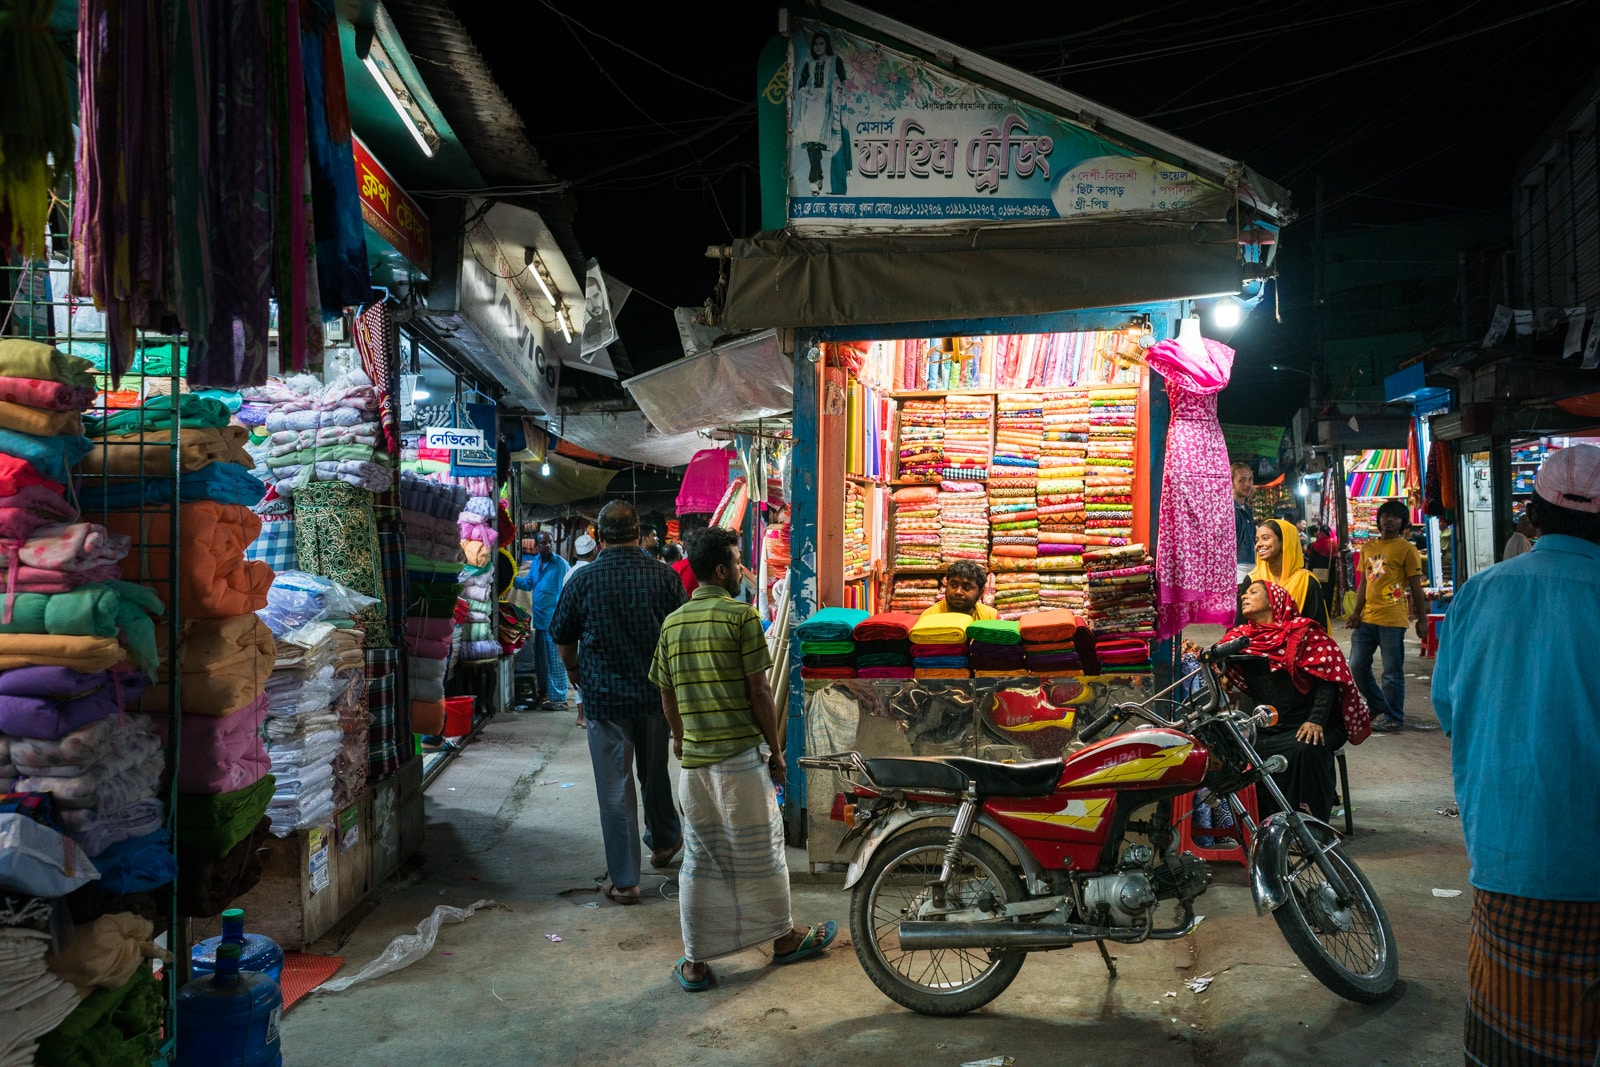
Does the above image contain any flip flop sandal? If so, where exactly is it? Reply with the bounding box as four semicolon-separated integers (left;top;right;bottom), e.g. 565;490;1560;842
673;957;712;991
650;841;683;869
601;883;641;905
772;919;838;964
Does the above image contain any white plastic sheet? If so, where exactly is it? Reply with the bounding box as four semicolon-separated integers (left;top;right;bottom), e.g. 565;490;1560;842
313;900;495;993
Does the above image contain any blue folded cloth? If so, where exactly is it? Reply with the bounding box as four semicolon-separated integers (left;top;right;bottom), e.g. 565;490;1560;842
909;655;968;668
90;828;178;894
78;462;267;509
793;607;871;643
0;429;94;485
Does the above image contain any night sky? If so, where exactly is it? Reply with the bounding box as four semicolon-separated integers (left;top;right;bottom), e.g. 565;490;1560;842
452;0;1592;410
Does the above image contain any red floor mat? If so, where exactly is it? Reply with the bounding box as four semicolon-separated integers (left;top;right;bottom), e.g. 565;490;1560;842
279;953;345;1013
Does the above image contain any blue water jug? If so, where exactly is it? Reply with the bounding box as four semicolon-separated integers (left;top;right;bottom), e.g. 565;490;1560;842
192;908;285;983
176;942;284;1067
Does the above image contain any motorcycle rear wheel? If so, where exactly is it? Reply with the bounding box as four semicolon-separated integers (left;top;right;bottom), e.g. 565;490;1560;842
851;827;1028;1016
1271;836;1399;1001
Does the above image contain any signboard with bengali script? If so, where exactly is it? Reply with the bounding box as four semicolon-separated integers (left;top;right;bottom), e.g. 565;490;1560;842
353;135;432;271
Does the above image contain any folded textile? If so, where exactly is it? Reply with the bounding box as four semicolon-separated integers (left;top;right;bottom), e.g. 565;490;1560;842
798;639;856;656
0;399;81;438
80;425;252;477
1019;610;1081;643
85;393;232;436
78;462;267;510
857;666;915;679
910;642;967;658
794;607;870;642
909;612;973;645
965;619;1023;646
80;831;177;896
0;373;96;411
0;522;129;575
146;614;274;717
143;694;271;795
103;502;274;619
912;668;971;679
56;798;163;858
177;816;272;918
799;666;857;679
175;775;277;858
0;634;125;672
17;727;162;809
0;482;76;542
34;963;164;1067
0;338;97;385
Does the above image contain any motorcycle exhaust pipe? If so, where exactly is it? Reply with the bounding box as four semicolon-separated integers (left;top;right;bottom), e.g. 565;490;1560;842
898;921;1093;951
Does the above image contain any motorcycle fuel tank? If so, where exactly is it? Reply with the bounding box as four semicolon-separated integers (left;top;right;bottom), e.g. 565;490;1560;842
984;728;1210;870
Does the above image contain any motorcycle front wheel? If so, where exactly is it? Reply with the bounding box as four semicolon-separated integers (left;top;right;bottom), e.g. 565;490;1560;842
1271;835;1399;1001
850;827;1028;1016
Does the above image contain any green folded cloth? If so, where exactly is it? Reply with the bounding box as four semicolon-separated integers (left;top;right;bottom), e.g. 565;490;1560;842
0;338;97;387
0;582;165;674
966;620;1023;645
84;392;233;437
35;966;164;1067
799;639;856;656
405;553;463;575
176;775;276;858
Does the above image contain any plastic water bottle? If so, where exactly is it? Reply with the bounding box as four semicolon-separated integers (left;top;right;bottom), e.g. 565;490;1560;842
191;908;285;983
176;942;284;1067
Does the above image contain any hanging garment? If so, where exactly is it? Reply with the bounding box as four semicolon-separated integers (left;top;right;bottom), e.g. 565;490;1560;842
300;0;370;314
1147;337;1239;639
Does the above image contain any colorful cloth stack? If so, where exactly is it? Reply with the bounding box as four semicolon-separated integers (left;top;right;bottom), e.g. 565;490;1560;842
989;393;1041;574
796;607;869;680
891;486;942;569
897;399;945;482
844;482;870;576
399;472;468;744
890;577;940;613
1039;572;1089;614
851;612;918;679
1083;544;1156;671
992;572;1041;620
1085;388;1138;547
1038;389;1089;570
941;395;993;480
242;370;394;495
966;619;1024;677
937;481;988;564
909;612;972;678
1019;609;1088;675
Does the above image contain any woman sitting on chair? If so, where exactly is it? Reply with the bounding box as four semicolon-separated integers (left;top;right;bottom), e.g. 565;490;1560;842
1221;581;1371;822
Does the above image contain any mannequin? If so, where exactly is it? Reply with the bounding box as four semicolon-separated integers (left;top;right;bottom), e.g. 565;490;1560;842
1175;314;1206;357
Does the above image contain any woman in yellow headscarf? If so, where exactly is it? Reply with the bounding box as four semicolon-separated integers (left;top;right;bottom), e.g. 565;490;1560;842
1248;518;1329;630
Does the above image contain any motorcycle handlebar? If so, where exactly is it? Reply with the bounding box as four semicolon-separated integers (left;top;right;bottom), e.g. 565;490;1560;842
1076;636;1252;743
1204;636;1251;663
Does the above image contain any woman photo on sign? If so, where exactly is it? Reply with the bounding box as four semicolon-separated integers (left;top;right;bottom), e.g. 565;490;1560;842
793;29;847;197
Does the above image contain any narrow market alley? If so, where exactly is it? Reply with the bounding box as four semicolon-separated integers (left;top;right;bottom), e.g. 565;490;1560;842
282;634;1471;1067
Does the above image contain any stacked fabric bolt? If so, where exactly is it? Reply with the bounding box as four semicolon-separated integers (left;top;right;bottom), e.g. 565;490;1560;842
989;392;1041;574
454;479;502;662
909;612;972;678
897;399;945;482
761;522;790;626
965;619;1024;677
992;572;1042;620
1019;609;1090;675
889;576;940;614
1038;389;1089;569
890;486;942;570
0;895;80;1067
79;394;266;511
937;481;988;564
844;482;870;576
1084;388;1138;547
851;612;919;679
1083;544;1156;671
796;607;868;680
1039;572;1089;614
399;472;468;738
940;395;992;480
252;370;394;494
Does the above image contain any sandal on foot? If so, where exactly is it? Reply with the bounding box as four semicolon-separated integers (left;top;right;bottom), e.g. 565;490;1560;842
773;919;837;964
601;882;640;905
650;841;683;869
673;957;711;991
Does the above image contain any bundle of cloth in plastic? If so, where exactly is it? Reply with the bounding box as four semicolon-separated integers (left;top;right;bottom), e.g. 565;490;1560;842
795;607;868;681
241;370;394;494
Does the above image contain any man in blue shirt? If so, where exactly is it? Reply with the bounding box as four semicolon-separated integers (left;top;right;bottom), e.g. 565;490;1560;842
1232;461;1257;586
1432;443;1600;1065
517;530;569;710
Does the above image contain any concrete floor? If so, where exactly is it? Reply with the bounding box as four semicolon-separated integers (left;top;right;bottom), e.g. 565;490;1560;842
282;632;1469;1066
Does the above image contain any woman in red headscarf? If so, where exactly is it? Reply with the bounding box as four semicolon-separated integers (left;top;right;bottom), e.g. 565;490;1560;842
1221;580;1372;822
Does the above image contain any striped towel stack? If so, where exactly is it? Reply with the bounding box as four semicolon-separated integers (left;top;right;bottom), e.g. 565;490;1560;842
1084;389;1137;546
898;399;945;482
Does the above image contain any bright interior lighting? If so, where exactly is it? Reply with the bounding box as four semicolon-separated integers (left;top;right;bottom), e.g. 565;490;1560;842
412;388;430;401
364;54;435;159
558;308;573;343
1212;299;1241;328
530;264;558;308
540;461;551;477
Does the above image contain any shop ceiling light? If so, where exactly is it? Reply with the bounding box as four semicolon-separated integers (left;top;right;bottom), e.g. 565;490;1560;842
363;44;437;159
1211;298;1241;329
558;307;573;344
541;460;551;477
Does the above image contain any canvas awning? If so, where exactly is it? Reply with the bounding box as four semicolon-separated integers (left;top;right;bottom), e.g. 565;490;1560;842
623;330;793;435
722;220;1241;331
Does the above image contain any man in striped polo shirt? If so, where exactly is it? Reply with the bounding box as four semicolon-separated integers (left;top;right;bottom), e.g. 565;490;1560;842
650;526;836;991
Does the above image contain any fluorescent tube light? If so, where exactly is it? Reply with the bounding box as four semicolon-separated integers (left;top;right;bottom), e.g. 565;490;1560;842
364;54;435;159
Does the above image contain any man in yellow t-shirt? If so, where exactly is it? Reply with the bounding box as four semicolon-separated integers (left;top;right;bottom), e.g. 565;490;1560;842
1346;499;1428;732
920;560;999;620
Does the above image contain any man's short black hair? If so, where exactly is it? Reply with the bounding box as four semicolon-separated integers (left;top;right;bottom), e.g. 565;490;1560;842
1529;493;1600;543
1376;499;1410;526
689;526;741;582
597;500;640;544
945;560;986;588
663;543;683;563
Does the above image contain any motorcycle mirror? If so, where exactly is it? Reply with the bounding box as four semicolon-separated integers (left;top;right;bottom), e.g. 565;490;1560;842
1261;754;1289;774
1253;704;1279;727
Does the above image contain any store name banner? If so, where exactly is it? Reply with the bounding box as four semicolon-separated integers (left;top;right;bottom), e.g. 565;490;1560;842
458;219;560;415
782;20;1229;230
424;427;486;450
353;135;431;270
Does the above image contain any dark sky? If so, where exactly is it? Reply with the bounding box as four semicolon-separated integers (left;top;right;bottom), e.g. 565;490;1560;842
452;0;1593;384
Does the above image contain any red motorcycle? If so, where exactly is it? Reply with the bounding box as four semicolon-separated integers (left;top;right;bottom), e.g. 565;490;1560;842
799;636;1398;1016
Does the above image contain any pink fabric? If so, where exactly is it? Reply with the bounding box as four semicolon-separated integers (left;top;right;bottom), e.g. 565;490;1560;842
0;485;76;540
143;692;271;794
675;449;732;514
404;616;454;641
1147;337;1239;639
0;377;97;411
405;634;452;660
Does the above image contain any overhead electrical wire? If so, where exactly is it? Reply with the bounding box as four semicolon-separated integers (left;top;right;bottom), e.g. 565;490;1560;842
531;0;745;103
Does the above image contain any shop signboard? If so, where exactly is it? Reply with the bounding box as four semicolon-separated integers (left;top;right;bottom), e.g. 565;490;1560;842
782;19;1230;231
457;217;561;415
352;135;431;271
449;400;498;478
424;426;487;450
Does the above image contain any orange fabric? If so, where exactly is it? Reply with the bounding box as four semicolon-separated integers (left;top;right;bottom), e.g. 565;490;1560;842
145;614;275;716
990;545;1038;558
102;502;273;619
1019;610;1079;643
891;486;939;504
912;668;971;679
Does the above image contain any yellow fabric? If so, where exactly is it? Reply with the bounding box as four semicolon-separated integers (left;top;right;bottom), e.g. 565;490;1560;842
0;400;81;436
1249;518;1325;627
1357;535;1424;628
45;913;170;997
909;612;974;645
918;598;999;621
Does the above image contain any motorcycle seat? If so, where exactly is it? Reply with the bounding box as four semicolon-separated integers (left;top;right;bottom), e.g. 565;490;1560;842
863;756;1064;797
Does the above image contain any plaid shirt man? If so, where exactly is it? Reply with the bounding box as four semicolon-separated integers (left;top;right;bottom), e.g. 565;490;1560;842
550;547;686;720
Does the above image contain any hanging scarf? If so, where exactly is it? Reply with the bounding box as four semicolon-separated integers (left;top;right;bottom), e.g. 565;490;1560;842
1222;581;1370;745
1247;518;1325;629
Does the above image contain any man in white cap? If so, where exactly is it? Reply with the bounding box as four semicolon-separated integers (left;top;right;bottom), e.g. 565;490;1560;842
563;531;598;725
1432;443;1600;1065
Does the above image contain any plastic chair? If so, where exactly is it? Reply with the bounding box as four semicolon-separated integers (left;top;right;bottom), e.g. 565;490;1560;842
1420;613;1446;657
1173;785;1258;864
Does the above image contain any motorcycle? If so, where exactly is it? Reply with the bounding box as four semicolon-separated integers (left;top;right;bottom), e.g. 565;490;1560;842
798;635;1398;1016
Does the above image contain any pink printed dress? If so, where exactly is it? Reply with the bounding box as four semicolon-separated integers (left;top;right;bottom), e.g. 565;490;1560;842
1147;337;1238;639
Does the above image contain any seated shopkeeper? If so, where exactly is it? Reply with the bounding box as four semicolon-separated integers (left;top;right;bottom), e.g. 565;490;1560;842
920;560;998;620
1219;580;1371;822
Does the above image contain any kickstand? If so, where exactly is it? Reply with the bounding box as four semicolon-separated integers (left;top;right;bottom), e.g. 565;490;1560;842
1095;939;1118;978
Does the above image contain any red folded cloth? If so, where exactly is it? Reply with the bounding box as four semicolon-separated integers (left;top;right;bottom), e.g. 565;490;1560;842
852;611;921;642
911;643;967;658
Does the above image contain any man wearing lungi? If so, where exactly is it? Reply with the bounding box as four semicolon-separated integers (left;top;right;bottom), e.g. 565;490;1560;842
650;526;837;991
1434;443;1600;1066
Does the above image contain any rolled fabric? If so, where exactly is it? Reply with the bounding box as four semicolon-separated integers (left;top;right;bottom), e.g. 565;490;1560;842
79;426;253;476
175;775;277;858
0;401;82;437
145;614;275;717
102;502;273;619
0;634;125;672
0;375;97;410
141;693;271;795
